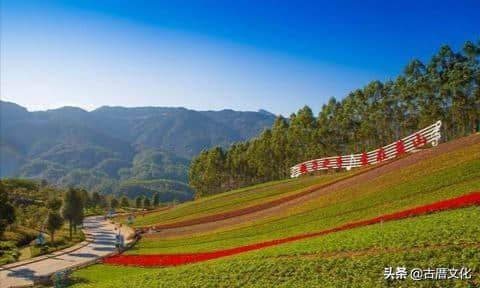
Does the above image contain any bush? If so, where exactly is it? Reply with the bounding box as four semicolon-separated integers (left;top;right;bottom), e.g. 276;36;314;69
0;241;16;251
51;269;72;287
2;227;38;247
0;243;19;265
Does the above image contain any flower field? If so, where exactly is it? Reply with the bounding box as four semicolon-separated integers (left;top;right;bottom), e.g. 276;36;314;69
72;205;480;287
125;141;480;255
103;191;480;267
70;138;480;287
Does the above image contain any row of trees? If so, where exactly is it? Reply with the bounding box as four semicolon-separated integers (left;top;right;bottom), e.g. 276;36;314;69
189;41;480;197
107;192;174;210
134;192;163;209
106;192;166;210
106;193;163;210
109;195;130;209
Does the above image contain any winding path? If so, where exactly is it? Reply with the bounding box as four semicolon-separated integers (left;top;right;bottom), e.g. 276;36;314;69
0;216;133;288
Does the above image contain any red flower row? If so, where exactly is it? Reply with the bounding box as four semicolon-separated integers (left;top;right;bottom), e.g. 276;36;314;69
103;191;480;267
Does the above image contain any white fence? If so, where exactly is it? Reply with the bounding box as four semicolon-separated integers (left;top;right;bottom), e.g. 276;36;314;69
290;120;442;178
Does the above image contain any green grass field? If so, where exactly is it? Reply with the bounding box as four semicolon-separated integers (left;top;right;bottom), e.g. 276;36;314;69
71;140;480;287
117;169;361;228
72;206;480;287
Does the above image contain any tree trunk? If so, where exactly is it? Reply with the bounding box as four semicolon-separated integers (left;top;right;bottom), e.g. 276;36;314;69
69;221;72;240
51;232;55;243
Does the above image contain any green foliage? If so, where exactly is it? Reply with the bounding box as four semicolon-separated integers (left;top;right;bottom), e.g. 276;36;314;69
59;169;116;194
135;196;143;208
1;226;37;247
120;196;130;207
0;180;88;265
115;179;193;202
130;149;189;182
152;192;160;207
189;147;227;197
51;269;72;288
0;182;16;236
111;198;119;209
78;189;90;208
45;211;64;242
84;207;105;217
0;179;64;232
99;195;108;209
0;226;37;265
29;223;85;258
0;241;17;250
91;192;101;207
1;178;39;191
189;41;480;198
143;198;151;209
19;159;68;180
0;240;20;265
62;188;85;240
95;158;131;179
47;198;63;211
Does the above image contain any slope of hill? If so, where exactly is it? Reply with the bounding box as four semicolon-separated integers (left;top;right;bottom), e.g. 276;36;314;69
117;134;480;238
71;134;480;287
116;170;362;228
74;205;480;287
0;101;275;199
127;135;480;249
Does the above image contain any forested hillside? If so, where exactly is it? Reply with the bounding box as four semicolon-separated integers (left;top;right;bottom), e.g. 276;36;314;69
189;41;480;197
0;103;275;200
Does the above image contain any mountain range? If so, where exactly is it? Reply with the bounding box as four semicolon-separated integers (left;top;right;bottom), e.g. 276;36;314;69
0;101;275;201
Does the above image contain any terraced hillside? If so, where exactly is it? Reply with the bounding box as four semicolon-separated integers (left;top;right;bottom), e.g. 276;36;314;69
123;134;480;239
71;134;480;287
116;169;363;228
73;206;480;287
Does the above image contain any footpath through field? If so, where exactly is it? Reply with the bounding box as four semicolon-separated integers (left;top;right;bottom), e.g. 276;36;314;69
144;134;480;238
104;191;480;267
0;216;133;288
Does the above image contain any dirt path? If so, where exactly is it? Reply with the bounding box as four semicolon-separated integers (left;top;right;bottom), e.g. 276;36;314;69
146;134;480;239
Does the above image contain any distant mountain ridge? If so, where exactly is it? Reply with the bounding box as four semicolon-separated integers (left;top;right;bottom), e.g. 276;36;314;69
0;101;275;201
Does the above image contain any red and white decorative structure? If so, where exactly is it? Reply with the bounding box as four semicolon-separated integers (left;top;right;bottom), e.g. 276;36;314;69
290;120;442;178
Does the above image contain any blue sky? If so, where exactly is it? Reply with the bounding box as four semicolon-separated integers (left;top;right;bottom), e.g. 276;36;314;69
1;0;479;116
